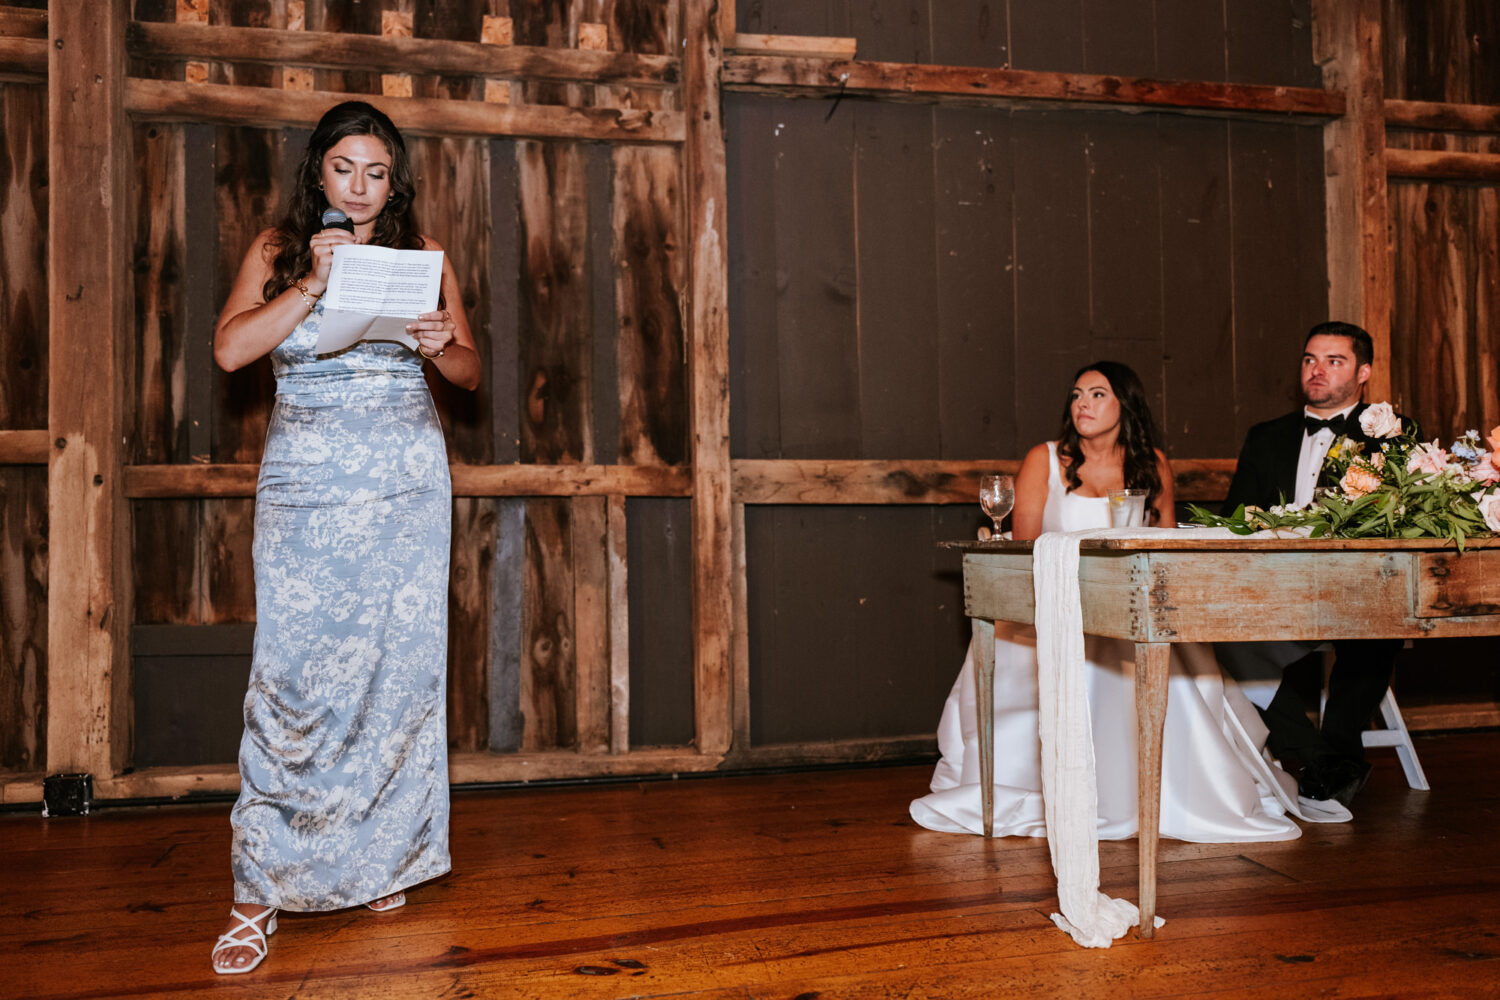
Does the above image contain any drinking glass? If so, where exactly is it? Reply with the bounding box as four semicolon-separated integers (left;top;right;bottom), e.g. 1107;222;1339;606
979;474;1015;535
1107;488;1148;527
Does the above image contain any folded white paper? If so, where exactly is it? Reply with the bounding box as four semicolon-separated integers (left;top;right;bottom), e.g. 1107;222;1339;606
314;244;444;354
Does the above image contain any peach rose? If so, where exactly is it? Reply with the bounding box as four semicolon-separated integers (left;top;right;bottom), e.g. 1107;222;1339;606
1359;401;1403;439
1340;465;1382;498
1488;426;1500;454
1407;442;1449;476
1480;491;1500;532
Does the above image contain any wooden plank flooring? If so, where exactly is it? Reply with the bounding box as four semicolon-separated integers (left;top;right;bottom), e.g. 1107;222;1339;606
4;732;1500;998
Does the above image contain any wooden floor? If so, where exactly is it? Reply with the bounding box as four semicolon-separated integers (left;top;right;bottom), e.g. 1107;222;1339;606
5;733;1500;999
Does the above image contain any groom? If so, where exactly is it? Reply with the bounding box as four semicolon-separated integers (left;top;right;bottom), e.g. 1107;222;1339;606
1218;321;1416;807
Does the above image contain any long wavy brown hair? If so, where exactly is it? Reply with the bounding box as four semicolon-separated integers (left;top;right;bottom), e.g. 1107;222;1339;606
262;101;424;303
1055;360;1164;509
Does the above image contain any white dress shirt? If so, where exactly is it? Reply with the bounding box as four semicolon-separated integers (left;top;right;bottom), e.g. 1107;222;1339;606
1293;403;1357;508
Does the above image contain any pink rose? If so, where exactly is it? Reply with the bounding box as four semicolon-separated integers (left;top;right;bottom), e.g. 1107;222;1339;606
1480;491;1500;532
1359;402;1403;439
1471;456;1500;485
1407;442;1449;476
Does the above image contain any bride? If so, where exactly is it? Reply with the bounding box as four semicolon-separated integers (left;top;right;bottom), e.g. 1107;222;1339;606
911;361;1338;843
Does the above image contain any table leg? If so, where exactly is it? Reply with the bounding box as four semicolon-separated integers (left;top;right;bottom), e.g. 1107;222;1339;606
973;618;996;837
1134;640;1170;937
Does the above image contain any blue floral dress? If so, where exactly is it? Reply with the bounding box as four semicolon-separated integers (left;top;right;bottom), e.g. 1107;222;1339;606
230;302;451;911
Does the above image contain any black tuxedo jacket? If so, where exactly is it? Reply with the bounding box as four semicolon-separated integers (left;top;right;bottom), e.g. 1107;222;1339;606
1222;402;1418;513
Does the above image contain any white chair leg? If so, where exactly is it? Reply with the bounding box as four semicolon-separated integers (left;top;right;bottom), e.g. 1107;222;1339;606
1361;688;1430;791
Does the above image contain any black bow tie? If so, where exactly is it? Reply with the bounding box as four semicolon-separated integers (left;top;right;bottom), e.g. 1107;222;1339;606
1304;413;1349;436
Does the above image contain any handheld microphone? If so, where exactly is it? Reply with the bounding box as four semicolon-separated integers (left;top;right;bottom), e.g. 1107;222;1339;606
321;207;355;234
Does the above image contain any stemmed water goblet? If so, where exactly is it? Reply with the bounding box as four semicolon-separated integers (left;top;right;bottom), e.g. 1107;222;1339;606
979;474;1015;537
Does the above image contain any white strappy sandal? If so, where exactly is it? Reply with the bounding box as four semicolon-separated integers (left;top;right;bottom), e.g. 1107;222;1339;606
366;891;405;913
211;907;278;975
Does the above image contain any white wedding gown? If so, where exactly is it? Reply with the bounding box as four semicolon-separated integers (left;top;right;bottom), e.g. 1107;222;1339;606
911;443;1333;843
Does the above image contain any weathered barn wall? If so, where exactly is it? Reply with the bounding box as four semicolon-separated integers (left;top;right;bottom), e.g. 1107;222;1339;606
1381;0;1500;718
728;2;1330;744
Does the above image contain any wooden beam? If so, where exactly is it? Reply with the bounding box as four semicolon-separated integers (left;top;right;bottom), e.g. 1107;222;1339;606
122;462;693;498
1385;148;1500;182
729;33;857;60
684;1;733;757
1313;0;1392;403
722;56;1345;120
125;78;685;144
1384;99;1500;134
126;22;677;89
0;429;48;465
47;0;132;779
0;34;45;79
731;459;1237;504
0;6;47;38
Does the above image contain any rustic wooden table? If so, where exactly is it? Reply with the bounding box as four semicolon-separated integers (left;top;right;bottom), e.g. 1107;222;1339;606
949;534;1500;938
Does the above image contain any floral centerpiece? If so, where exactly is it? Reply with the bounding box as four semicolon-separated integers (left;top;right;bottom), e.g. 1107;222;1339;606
1189;403;1500;549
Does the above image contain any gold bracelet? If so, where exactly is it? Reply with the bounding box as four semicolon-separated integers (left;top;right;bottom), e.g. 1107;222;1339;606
417;344;444;360
291;279;314;312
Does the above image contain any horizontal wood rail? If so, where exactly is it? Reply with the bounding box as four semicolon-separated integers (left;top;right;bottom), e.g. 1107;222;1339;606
0;33;44;79
1385;147;1500;182
0;6;45;38
0;429;48;465
722;56;1346;120
123;462;694;498
728;33;856;60
1384;99;1500;133
731;458;1237;504
121;458;1237;502
127;22;678;89
126;79;685;142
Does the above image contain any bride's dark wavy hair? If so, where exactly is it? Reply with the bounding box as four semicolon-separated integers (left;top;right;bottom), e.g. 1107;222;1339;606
1056;360;1164;509
262;101;424;303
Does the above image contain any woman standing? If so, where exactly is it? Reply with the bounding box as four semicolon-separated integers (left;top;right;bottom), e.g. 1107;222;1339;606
210;101;479;975
910;362;1326;843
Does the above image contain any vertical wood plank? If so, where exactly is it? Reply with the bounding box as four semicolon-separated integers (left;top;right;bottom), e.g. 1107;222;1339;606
131;122;189;465
847;0;927;64
607;493;629;754
588;144;620;466
47;0;133;777
625;498;694;747
854;101;940;459
613;144;687;465
1152;0;1226;82
131;500;200;625
933;106;1017;459
211;125;284;463
521;498;576;751
1157;117;1236;456
1080;0;1156;77
410;134;492;463
488;498;525;753
517;141;594;465
0;84;48;434
0;466;47;771
928;0;1008;68
490;137;521;464
447;498;494;753
1314;0;1392;403
1011;112;1091;447
200;498;255;623
724;94;781;460
683;0;732;754
771;99;860;458
572;496;609;753
1084;114;1165;403
1009;0;1085;73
